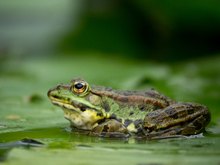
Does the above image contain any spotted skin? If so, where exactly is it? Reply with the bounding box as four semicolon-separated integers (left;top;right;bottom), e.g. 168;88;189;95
143;103;210;138
91;86;173;109
48;78;211;139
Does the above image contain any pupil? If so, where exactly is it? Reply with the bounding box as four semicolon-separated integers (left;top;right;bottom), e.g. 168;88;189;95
75;83;83;89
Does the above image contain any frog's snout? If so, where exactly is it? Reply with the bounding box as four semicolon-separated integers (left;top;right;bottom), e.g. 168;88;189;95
47;87;56;98
47;88;52;97
47;84;69;97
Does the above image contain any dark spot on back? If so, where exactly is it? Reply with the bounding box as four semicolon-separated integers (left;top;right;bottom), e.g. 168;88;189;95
188;109;194;115
164;108;174;115
152;106;162;111
146;111;159;118
129;111;134;116
171;113;178;119
102;101;110;112
138;105;146;111
165;108;178;119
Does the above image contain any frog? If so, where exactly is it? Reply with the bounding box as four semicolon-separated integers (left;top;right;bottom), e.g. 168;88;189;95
47;78;210;139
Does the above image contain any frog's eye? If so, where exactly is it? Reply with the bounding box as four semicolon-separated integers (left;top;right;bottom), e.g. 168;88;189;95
71;81;90;96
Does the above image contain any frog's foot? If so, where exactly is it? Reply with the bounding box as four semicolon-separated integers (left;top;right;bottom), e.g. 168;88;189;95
90;119;130;138
143;102;211;139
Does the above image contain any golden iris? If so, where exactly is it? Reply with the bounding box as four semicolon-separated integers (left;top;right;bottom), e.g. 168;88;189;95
71;81;89;96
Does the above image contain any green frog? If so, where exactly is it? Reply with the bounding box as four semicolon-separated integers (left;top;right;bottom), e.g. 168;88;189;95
47;78;210;139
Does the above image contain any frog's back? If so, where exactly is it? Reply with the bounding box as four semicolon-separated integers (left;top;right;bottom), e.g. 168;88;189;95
91;86;174;110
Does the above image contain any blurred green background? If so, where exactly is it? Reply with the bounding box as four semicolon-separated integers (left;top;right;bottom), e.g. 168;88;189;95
0;0;220;165
1;0;220;59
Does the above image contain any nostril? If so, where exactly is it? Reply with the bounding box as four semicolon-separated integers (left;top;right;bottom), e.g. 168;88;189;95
57;84;62;90
47;89;60;99
47;84;64;98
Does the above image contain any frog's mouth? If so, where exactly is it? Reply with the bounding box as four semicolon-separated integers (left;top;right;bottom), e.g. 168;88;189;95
48;95;92;114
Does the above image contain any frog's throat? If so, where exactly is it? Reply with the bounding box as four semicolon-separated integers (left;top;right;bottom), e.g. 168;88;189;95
51;100;109;130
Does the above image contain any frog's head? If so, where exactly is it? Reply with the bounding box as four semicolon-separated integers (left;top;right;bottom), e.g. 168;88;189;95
47;78;108;130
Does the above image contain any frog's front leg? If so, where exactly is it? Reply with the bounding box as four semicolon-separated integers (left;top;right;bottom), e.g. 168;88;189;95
143;102;211;139
90;119;130;138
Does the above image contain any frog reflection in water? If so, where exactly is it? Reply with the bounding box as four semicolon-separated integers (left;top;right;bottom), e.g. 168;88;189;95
47;78;210;139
